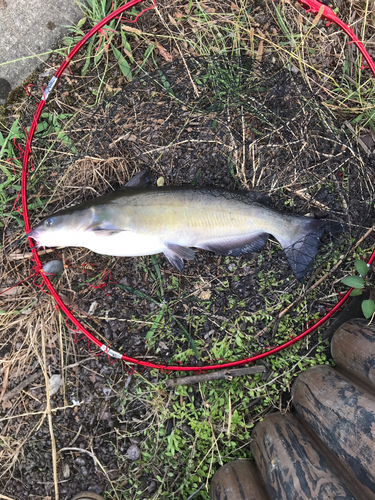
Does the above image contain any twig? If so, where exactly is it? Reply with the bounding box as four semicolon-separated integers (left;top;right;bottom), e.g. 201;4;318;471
186;484;205;500
227;389;232;439
0;365;10;401
7;246;65;260
67;425;82;447
1;371;42;402
41;322;59;500
165;365;265;388
284;187;330;211
0;402;83;423
260;342;320;390
344;120;372;156
58;447;98;468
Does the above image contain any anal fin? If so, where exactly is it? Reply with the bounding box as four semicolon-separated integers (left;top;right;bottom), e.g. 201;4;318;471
163;243;195;271
199;232;269;257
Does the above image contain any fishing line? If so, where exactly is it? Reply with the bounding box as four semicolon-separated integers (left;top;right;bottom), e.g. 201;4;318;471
19;0;375;372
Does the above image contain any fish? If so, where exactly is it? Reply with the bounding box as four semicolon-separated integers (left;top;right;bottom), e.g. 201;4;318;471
28;173;341;282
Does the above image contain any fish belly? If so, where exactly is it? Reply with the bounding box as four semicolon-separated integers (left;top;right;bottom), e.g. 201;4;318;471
85;230;166;257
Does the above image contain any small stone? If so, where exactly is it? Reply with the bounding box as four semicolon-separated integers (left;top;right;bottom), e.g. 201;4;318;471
126;444;141;461
0;78;11;100
62;463;70;479
147;481;156;493
102;387;111;397
88;485;103;495
49;374;63;396
80;466;88;477
43;260;64;275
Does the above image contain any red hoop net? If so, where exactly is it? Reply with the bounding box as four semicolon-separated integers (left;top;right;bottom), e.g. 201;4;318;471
6;0;375;372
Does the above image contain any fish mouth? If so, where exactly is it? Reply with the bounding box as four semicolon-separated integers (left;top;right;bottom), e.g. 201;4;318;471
27;228;40;246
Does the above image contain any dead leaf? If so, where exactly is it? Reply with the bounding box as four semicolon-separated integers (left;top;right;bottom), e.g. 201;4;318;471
174;10;184;19
154;41;173;62
0;286;22;296
123;48;133;60
0;365;10;401
249;27;254;53
200;3;216;13
257;39;264;61
312;5;324;25
199;290;212;300
231;2;240;11
2;400;12;410
121;25;143;35
168;14;177;25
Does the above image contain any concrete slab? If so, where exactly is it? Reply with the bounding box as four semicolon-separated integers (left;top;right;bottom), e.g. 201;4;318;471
0;0;83;104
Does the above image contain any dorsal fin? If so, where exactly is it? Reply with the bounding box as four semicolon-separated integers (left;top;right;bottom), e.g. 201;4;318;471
124;170;151;188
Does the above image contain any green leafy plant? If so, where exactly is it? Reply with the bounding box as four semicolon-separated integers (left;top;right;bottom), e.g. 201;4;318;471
0;119;26;228
342;259;375;319
63;0;136;80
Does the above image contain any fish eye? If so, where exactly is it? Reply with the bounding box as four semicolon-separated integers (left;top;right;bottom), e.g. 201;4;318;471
45;217;54;227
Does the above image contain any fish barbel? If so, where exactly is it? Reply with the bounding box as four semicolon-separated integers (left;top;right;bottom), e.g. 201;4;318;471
28;184;339;282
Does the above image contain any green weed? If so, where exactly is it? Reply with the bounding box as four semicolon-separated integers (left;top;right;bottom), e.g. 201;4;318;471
0;119;26;228
112;335;332;499
342;258;375;319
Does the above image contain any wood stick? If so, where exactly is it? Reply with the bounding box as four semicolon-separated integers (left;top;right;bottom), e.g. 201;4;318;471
41;321;59;500
7;247;65;261
165;365;265;388
344;120;372;156
1;371;43;402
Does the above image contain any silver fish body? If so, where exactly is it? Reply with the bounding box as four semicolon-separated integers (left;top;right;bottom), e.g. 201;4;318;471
29;186;337;281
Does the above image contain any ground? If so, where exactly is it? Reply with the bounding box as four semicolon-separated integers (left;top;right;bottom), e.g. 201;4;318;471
0;0;375;499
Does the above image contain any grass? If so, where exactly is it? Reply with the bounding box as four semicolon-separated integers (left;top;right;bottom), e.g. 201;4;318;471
0;0;375;498
63;0;136;81
0;119;25;228
110;337;331;499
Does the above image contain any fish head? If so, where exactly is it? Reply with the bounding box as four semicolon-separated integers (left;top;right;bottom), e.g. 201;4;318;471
28;209;93;248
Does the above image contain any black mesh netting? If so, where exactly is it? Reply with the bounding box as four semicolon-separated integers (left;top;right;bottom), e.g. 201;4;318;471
19;55;375;365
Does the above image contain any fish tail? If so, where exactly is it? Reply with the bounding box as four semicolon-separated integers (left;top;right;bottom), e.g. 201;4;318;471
280;218;342;282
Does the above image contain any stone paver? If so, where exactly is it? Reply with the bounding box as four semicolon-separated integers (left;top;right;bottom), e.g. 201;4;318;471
0;0;83;104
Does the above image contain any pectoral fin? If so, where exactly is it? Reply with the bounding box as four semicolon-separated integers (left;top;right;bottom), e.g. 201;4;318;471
164;243;195;271
86;221;127;236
